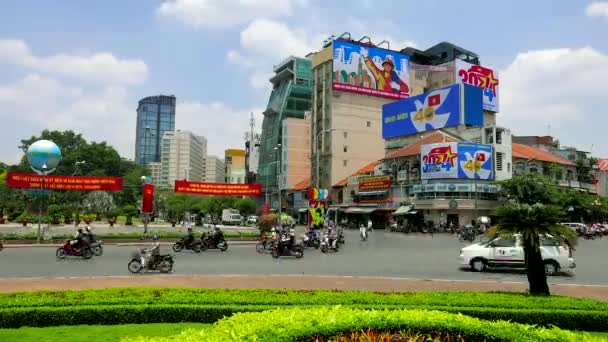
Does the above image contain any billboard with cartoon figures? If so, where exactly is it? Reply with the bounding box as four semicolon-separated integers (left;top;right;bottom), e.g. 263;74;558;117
308;199;326;227
382;84;483;139
332;40;410;99
421;142;493;180
455;59;500;112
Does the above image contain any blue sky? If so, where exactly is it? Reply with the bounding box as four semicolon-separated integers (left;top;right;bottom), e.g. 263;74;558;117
0;0;607;163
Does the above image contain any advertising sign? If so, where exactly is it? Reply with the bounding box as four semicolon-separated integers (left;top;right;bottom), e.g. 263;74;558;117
382;84;483;139
421;143;460;180
359;175;391;191
174;181;262;196
333;40;410;99
142;184;154;214
455;59;499;112
6;173;123;191
457;142;493;180
308;199;326;227
420;143;493;180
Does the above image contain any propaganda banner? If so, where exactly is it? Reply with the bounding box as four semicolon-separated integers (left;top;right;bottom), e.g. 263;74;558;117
6;173;123;191
174;180;262;196
308;199;326;227
455;59;500;112
420;143;460;180
142;183;154;214
359;175;391;191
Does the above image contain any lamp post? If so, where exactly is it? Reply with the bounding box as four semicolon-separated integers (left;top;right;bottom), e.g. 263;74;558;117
315;129;336;189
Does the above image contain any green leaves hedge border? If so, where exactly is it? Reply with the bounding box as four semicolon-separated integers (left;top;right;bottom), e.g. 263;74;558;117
122;307;601;342
1;304;607;331
3;288;607;312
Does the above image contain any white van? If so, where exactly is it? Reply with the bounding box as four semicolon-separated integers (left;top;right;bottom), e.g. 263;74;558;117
222;209;242;225
459;235;575;276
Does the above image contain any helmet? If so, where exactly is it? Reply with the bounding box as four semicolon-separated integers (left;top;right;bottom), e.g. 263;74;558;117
85;226;91;232
152;235;159;241
77;228;83;233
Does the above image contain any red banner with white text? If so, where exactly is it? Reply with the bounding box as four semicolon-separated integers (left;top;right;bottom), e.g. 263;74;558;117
174;180;262;196
6;173;123;191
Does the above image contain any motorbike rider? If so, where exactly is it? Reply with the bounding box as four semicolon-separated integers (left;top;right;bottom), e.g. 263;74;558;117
360;224;367;240
141;235;161;270
327;225;338;249
367;219;373;232
71;228;87;251
278;228;292;254
183;226;195;246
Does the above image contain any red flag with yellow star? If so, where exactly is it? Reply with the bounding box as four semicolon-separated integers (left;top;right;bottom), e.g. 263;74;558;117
428;94;441;106
142;184;154;214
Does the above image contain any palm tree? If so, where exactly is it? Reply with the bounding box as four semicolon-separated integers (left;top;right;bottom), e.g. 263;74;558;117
491;203;577;296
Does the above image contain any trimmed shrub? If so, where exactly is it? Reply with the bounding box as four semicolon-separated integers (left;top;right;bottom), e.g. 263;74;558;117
123;307;600;342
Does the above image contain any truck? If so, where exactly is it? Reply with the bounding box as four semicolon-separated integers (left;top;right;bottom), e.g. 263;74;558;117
222;209;242;225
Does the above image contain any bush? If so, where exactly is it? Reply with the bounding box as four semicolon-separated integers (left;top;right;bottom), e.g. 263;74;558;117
2;289;608;331
123;307;597;342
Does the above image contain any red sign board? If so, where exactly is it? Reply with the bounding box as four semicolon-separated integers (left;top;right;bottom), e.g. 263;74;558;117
174;180;262;196
142;184;154;214
6;173;123;191
359;175;391;191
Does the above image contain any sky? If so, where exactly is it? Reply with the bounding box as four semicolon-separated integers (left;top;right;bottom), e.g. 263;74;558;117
0;0;607;163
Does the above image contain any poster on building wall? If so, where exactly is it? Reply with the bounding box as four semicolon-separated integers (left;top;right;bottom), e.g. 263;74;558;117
332;40;410;99
421;142;460;179
359;175;391;191
457;143;493;180
308;199;326;227
455;59;500;112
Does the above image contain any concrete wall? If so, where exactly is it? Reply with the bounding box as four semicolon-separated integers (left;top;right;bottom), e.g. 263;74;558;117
282;117;311;189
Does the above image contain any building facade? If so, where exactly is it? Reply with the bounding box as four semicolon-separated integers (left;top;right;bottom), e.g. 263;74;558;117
281;115;312;189
225;149;246;184
204;156;225;183
258;56;313;195
157;130;207;188
135;95;176;165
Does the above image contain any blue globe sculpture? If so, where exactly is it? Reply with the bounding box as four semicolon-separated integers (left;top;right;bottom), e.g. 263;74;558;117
26;140;62;173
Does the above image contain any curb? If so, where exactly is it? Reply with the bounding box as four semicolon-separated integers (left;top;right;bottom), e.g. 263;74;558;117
2;241;258;248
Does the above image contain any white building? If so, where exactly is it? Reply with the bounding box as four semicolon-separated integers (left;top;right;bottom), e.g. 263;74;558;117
148;162;162;185
158;130;207;188
204;155;226;183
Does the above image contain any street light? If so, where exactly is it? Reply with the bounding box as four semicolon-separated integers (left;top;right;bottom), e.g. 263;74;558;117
315;129;337;189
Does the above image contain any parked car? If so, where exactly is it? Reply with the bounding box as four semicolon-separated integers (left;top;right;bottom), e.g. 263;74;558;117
247;215;258;225
560;222;587;236
459;235;575;276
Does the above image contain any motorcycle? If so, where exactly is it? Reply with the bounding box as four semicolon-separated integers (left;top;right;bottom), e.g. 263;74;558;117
271;240;303;258
320;233;339;253
172;237;203;253
256;237;273;254
337;228;345;245
128;248;174;273
56;240;93;259
200;231;228;251
360;226;368;241
87;233;103;256
302;231;320;249
458;228;476;243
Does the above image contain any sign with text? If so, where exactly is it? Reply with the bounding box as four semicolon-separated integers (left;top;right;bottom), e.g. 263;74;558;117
455;59;500;112
333;40;410;100
358;175;391;191
6;173;123;191
174;181;262;196
420;142;493;180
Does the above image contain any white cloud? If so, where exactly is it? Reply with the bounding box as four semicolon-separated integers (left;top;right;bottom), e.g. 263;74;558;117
157;0;302;29
226;49;253;68
175;101;264;156
249;72;272;91
498;47;608;156
240;19;319;59
0;39;148;85
586;1;608;18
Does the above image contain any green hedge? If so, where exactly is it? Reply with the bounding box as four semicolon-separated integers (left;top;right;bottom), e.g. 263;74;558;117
0;231;258;240
2;289;608;331
123;307;599;342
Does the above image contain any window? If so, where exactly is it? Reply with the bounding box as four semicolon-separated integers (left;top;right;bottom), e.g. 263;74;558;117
507;163;511;173
496;152;503;171
343;160;348;167
529;167;538;174
491;238;516;247
343;146;348;153
366;121;371;127
343;132;348;139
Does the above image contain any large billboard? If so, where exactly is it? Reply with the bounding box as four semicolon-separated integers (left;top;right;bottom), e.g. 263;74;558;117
455;59;500;112
333;40;410;99
359;175;391;191
174;181;262;196
6;173;123;191
421;143;493;180
382;84;483;139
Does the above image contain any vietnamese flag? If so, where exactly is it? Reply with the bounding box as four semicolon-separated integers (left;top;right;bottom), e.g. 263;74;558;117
142;184;154;214
428;94;441;106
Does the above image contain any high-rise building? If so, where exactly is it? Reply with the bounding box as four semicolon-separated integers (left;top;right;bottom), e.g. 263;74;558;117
204;156;225;183
258;56;312;195
280;114;311;189
225;149;246;184
158;130;207;188
148;162;162;185
135;95;176;165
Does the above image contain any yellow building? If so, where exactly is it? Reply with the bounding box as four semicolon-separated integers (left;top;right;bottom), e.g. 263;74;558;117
224;149;246;184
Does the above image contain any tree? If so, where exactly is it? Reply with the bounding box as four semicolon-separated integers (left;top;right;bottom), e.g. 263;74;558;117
491;204;576;296
122;205;138;226
499;174;560;205
575;157;597;184
235;198;256;217
83;191;116;220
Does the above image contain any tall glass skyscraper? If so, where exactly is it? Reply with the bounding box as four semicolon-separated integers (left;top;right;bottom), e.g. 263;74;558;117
135;95;176;165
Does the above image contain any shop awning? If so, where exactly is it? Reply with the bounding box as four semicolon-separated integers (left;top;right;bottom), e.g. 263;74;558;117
344;207;377;214
393;205;413;216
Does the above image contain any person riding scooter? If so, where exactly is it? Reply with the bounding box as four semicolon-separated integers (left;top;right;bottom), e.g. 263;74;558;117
71;228;87;251
327;225;338;249
183;227;195;246
141;235;161;270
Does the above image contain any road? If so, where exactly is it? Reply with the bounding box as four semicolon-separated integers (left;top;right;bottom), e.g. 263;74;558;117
1;230;607;285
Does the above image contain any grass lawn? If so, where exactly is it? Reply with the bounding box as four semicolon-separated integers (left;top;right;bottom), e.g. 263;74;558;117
0;323;210;342
589;331;608;337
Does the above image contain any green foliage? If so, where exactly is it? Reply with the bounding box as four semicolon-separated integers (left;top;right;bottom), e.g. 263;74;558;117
122;205;138;225
257;214;277;233
124;307;596;342
235;198;256;216
499;173;560;205
15;211;32;223
2;289;608;331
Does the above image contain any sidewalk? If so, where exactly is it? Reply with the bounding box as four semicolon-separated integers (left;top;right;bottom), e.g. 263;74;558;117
0;275;607;300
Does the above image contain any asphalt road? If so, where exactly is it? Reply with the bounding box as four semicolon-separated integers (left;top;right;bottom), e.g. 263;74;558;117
1;230;607;285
